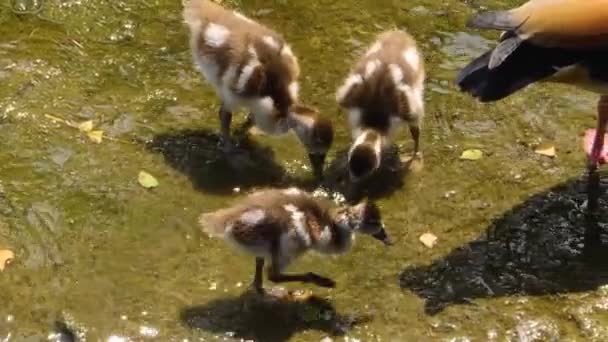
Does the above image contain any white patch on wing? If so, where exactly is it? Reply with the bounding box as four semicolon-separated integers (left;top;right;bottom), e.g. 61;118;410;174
249;96;286;134
262;35;281;50
403;47;420;70
240;209;266;225
398;84;425;117
388;64;404;85
288;81;299;101
283;204;311;247
281;45;293;56
236;59;262;93
364;59;382;78
204;23;230;48
336;74;363;103
283;188;302;196
365;41;382;56
250;96;274;115
234;11;254;23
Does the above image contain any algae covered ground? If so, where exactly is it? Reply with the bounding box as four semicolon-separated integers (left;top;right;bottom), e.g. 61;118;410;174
1;0;608;341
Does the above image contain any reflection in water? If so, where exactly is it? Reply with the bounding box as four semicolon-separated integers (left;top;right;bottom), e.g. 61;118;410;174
401;175;608;315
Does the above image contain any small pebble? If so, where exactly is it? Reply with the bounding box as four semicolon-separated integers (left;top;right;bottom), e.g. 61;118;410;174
443;190;457;199
120;315;128;321
141;311;148;316
209;282;217;290
320;337;333;342
233;187;241;193
235;282;243;288
6;315;14;322
139;326;159;338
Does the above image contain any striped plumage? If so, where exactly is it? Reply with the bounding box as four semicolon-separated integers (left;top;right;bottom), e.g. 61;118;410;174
199;187;391;293
336;30;425;181
182;0;333;180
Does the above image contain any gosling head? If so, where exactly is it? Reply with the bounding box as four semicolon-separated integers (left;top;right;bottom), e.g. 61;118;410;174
288;104;334;180
348;129;383;182
337;199;392;246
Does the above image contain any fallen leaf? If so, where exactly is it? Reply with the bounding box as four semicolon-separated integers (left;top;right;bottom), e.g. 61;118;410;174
138;171;159;189
419;232;438;248
78;120;94;132
0;250;14;271
460;149;483;161
534;144;556;158
87;130;104;143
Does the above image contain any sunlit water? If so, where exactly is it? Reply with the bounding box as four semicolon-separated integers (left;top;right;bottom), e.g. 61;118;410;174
1;0;608;341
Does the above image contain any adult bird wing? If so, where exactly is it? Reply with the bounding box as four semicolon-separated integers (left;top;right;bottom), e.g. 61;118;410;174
468;0;608;49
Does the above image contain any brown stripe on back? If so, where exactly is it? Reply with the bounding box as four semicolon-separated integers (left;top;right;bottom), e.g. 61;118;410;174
345;30;424;132
190;0;299;113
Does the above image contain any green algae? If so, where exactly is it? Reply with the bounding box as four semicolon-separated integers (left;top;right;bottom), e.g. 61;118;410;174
0;0;607;341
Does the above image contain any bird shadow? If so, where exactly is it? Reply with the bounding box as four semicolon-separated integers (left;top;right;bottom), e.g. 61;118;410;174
180;290;371;342
400;174;608;315
146;128;305;195
323;145;411;204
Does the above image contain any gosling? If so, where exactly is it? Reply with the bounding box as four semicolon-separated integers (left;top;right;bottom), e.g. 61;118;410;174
182;0;334;180
336;30;425;181
199;187;392;293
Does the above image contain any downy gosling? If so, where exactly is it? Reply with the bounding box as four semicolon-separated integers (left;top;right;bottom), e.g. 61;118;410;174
182;0;334;180
199;187;392;294
336;30;425;181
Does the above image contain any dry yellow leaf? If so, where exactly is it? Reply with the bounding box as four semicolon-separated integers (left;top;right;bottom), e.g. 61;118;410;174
419;232;438;248
535;144;556;158
460;149;483;161
138;171;159;188
0;250;14;271
87;130;104;143
78;120;94;132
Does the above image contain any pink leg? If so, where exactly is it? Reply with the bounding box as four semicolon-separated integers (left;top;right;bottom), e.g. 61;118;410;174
588;96;608;168
586;96;608;214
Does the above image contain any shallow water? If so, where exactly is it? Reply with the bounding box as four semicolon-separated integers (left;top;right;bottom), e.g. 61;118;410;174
1;0;608;341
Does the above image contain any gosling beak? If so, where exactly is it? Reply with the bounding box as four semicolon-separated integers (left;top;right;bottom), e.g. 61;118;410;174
308;153;326;181
372;228;393;246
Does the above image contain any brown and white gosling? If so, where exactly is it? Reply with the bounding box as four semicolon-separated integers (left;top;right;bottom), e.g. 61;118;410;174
199;187;392;294
182;0;334;180
336;30;425;181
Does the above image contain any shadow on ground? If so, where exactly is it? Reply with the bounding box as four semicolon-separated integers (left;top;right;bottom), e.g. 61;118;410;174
180;291;370;342
400;174;608;315
323;145;411;203
147;128;294;195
